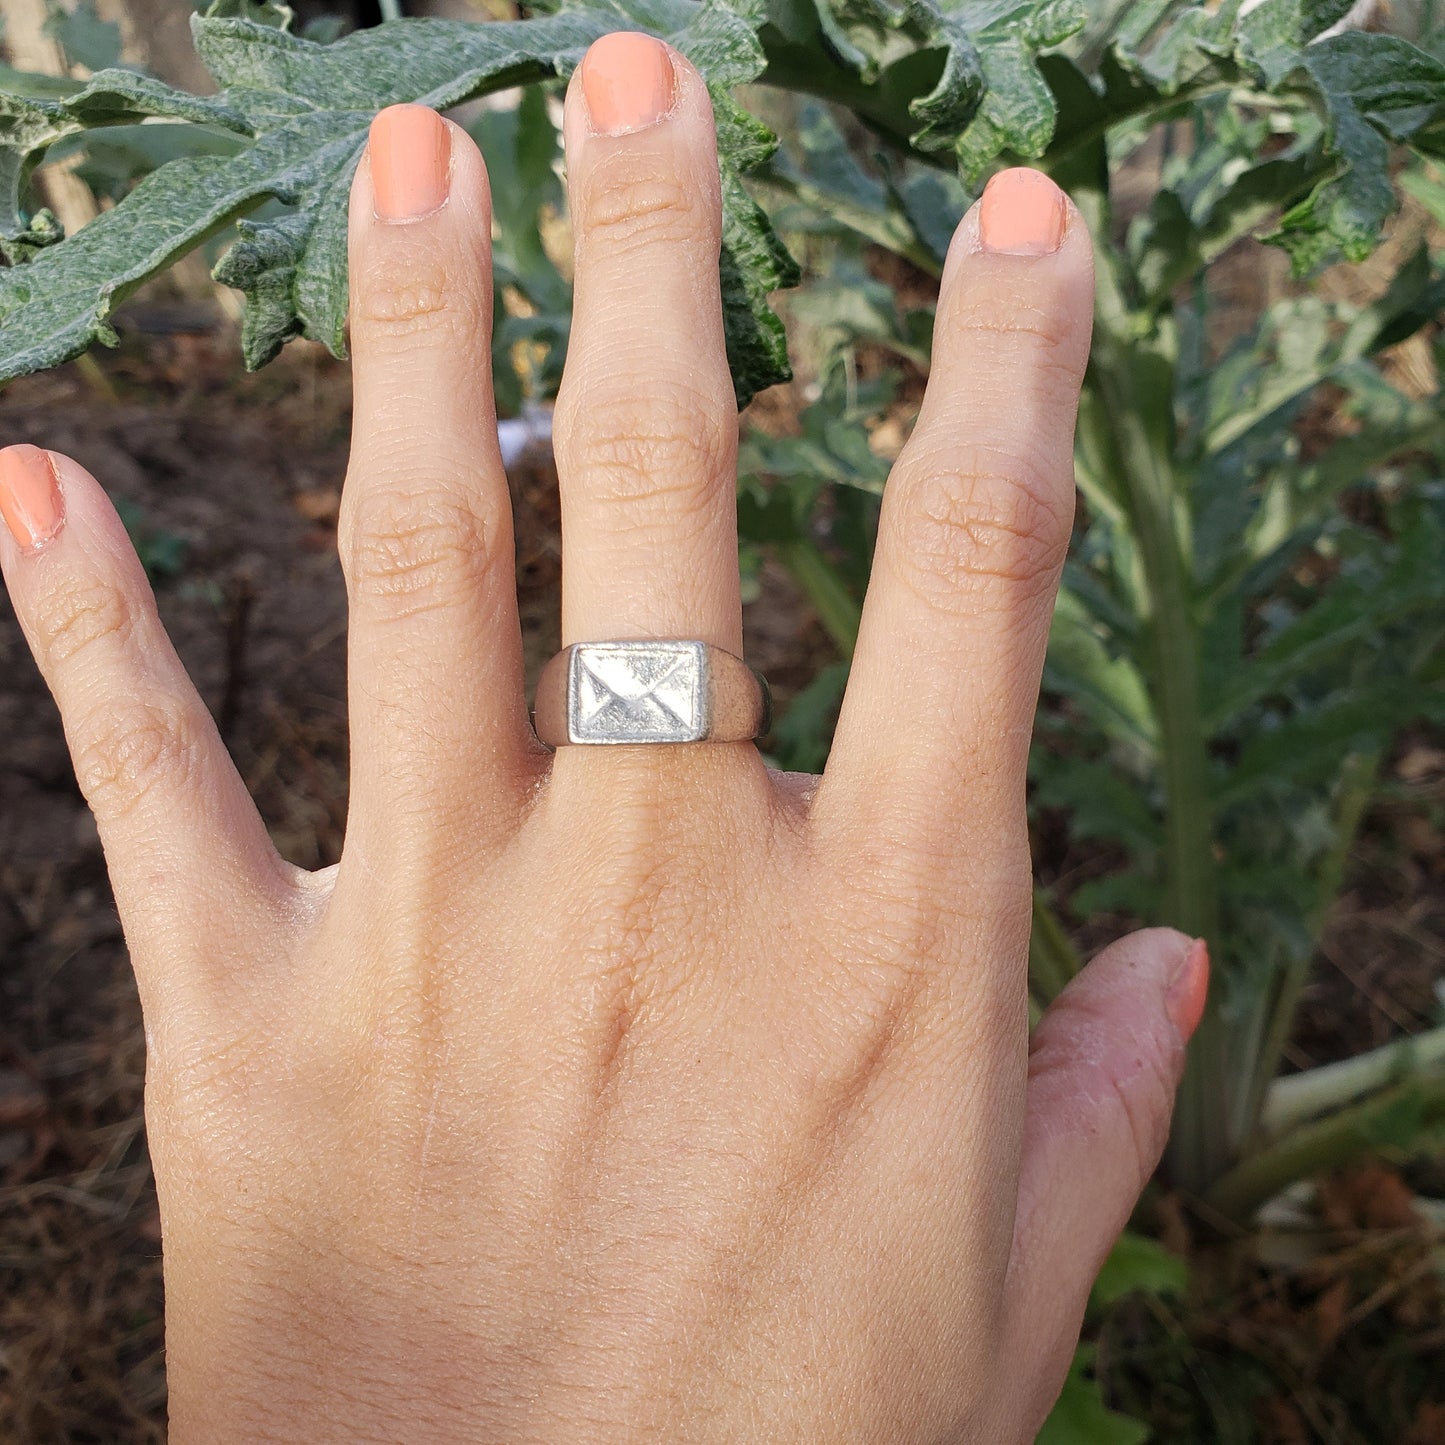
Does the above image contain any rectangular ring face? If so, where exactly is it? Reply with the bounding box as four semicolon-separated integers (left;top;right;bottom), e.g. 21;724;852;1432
568;642;707;744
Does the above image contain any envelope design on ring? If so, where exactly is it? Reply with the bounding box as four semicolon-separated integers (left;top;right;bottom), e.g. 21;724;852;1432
570;641;707;744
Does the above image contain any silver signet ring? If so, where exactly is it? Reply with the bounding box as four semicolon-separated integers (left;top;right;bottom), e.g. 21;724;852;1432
533;641;772;747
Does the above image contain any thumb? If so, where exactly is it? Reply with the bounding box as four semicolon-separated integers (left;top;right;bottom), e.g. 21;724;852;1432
998;927;1208;1435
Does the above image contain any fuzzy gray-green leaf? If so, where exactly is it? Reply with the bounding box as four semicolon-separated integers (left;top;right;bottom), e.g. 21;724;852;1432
807;0;1085;178
0;1;796;404
1257;32;1445;270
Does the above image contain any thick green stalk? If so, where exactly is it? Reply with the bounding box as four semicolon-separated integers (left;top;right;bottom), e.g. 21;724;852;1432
1029;887;1082;1005
1206;1072;1445;1223
779;537;861;657
1079;197;1227;1190
1263;1024;1445;1140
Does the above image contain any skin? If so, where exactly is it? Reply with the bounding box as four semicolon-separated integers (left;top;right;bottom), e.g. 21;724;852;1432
0;41;1202;1445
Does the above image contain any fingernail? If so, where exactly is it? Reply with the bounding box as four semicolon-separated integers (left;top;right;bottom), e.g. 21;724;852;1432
1166;938;1210;1043
581;32;676;136
369;104;451;221
0;444;63;551
979;168;1067;256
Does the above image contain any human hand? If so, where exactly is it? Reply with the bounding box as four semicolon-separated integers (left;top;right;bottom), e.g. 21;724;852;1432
0;33;1207;1443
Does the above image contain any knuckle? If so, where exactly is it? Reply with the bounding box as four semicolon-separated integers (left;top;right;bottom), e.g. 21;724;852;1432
345;487;491;620
72;696;200;822
352;257;469;347
582;163;713;253
565;384;733;528
839;870;952;980
890;441;1071;613
949;296;1081;379
30;576;132;668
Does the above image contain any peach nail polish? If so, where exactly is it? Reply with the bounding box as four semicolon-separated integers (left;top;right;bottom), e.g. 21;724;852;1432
978;168;1067;256
1166;938;1210;1043
581;32;676;136
369;104;451;221
0;444;63;551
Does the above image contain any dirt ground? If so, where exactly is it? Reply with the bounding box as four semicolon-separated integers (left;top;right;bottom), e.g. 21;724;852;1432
0;302;1441;1440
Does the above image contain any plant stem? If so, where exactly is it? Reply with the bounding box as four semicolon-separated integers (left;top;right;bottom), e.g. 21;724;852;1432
1086;261;1217;946
1238;751;1380;1139
74;351;118;403
1263;1023;1445;1139
779;537;860;657
1078;195;1226;1189
378;0;404;21
1206;1072;1445;1223
1029;887;1082;1005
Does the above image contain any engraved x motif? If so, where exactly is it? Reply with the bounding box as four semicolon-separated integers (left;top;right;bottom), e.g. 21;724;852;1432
575;647;699;738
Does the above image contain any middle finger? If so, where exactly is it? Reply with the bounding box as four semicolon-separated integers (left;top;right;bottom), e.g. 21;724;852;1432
553;35;742;659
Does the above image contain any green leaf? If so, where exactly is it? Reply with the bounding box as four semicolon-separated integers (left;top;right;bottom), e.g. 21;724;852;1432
1090;1231;1189;1312
300;16;347;46
1110;0;1243;93
918;0;1088;181
767;659;848;771
806;0;1087;179
739;366;893;497
1126;98;1320;314
1190;248;1445;466
203;0;296;28
0;63;83;102
1094;2;1445;274
1252;31;1445;271
1233;0;1357;86
1043;585;1157;750
0;1;797;404
714;91;802;403
468;85;570;408
1032;755;1161;855
1208;494;1445;730
0;68;244;246
760;98;956;269
1065;869;1162;921
45;0;125;74
1036;1346;1150;1445
1401;159;1445;227
1221;676;1445;802
74;120;247;202
786;253;929;369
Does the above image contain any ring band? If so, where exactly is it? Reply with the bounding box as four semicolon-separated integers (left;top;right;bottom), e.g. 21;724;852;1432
534;640;772;747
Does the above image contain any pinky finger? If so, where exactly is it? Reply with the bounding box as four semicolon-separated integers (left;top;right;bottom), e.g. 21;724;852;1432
0;445;296;978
